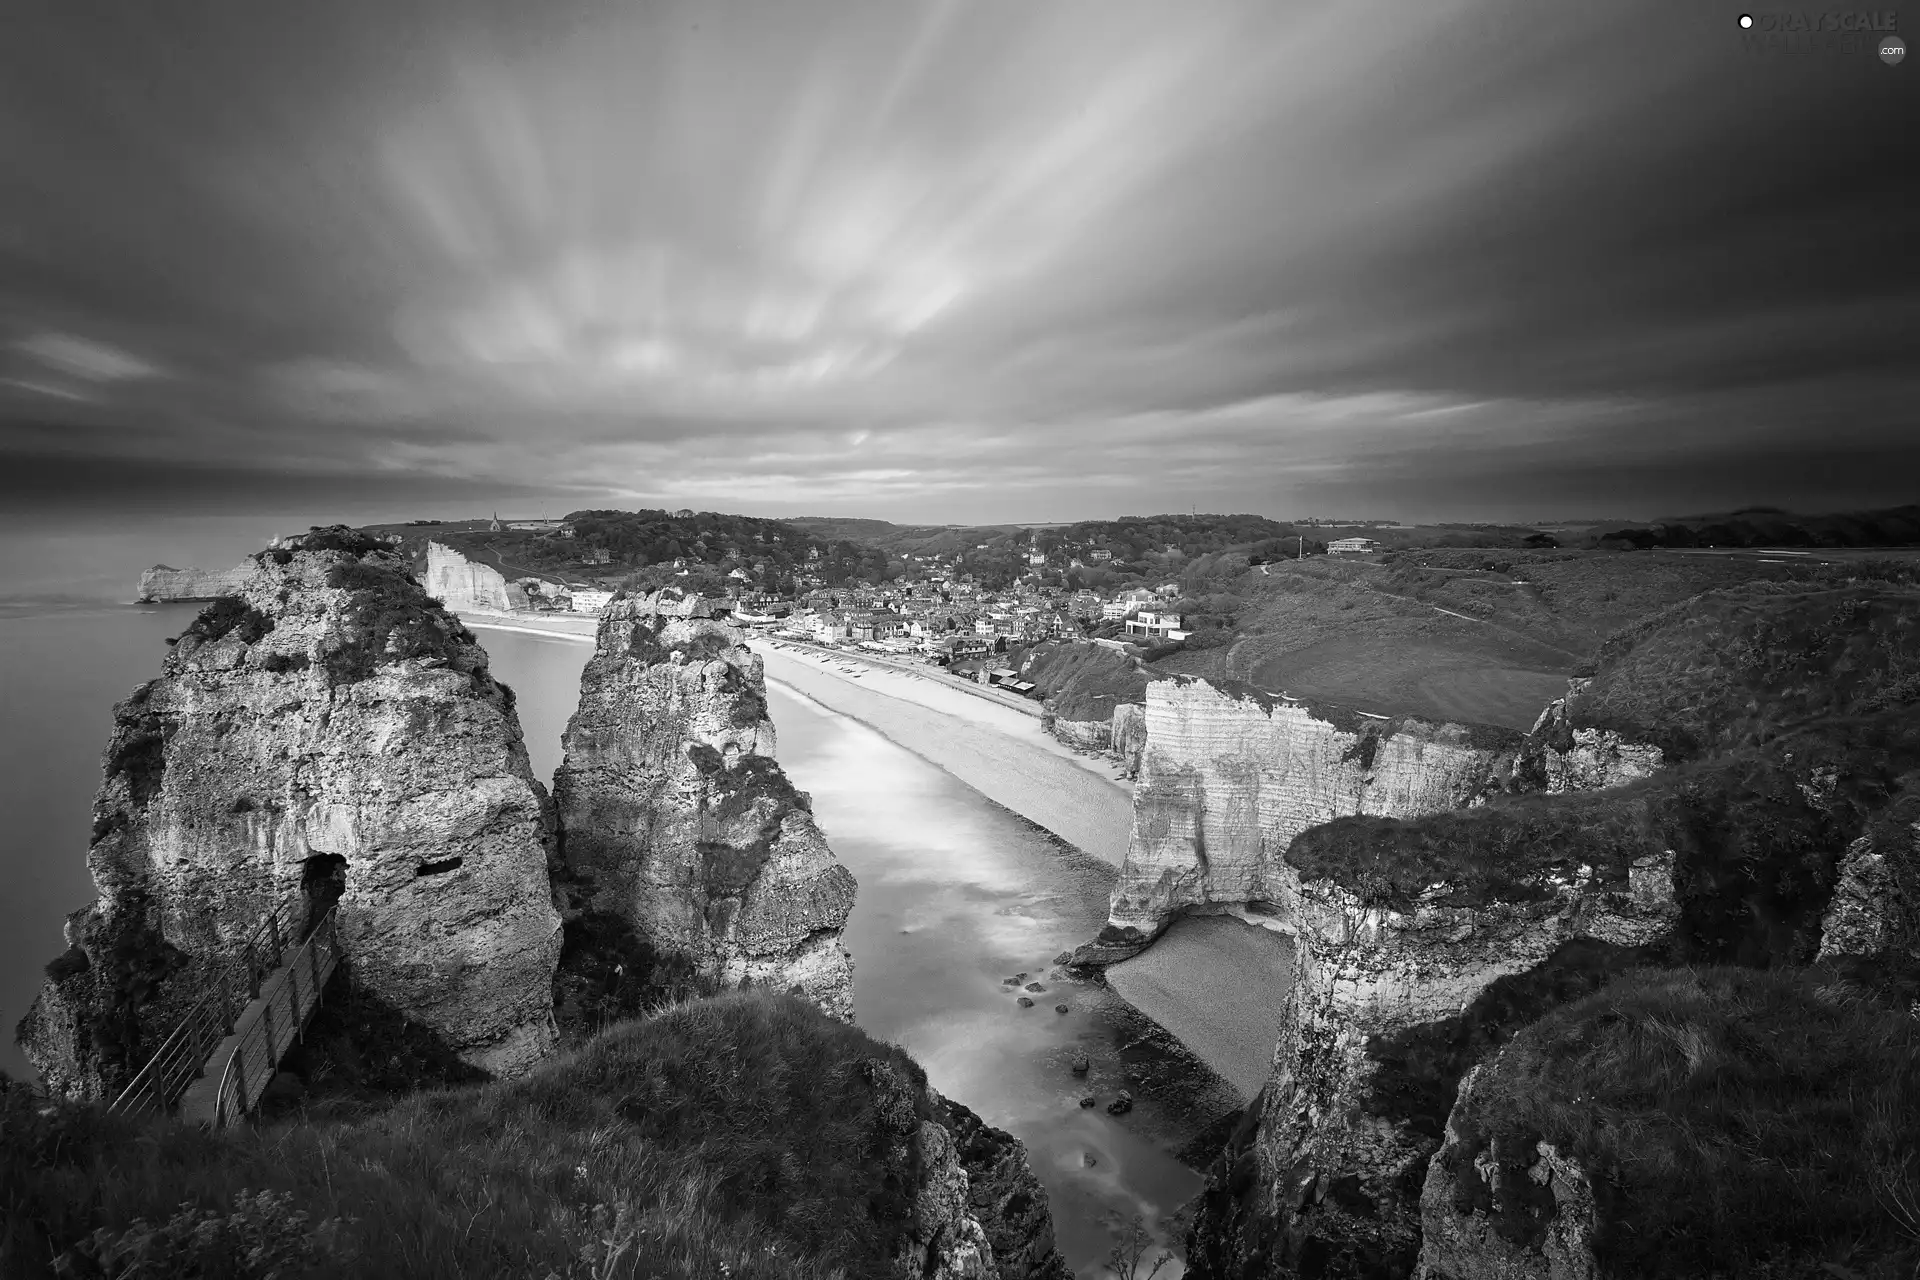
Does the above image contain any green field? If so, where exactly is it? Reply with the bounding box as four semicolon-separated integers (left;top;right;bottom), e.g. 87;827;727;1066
1144;550;1862;728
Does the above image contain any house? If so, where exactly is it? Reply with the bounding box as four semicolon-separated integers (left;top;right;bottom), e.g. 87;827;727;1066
1089;549;1113;562
1027;550;1047;567
1328;537;1381;555
811;612;852;644
1125;610;1188;640
581;546;613;565
933;636;992;663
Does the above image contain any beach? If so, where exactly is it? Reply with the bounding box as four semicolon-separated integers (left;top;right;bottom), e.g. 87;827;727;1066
461;611;1291;1107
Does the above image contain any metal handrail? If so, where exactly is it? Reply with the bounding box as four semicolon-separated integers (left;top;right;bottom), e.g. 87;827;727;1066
105;973;234;1117
105;900;327;1120
209;904;340;1129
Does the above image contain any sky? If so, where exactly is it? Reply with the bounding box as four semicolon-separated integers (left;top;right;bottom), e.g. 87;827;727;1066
1;0;1914;527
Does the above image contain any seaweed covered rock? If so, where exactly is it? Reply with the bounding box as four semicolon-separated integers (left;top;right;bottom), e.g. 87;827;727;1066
553;589;856;1019
1418;967;1920;1280
18;528;562;1100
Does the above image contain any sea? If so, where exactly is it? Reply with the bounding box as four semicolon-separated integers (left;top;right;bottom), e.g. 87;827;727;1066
0;516;1216;1273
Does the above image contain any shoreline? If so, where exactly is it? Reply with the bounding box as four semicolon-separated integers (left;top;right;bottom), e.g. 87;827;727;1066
462;609;1285;1107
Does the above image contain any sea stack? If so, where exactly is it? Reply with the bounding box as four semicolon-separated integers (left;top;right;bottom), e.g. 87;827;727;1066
553;589;857;1019
18;528;563;1101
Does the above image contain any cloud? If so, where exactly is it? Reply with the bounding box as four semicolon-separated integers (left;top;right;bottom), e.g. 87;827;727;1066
0;0;1909;523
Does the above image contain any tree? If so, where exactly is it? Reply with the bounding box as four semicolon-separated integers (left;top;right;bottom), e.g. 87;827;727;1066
1105;1215;1173;1280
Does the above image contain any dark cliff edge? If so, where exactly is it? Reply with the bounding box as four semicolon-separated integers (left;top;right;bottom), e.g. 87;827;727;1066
1183;580;1920;1279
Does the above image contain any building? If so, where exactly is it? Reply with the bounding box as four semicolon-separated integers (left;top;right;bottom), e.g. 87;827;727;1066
1027;550;1047;567
1125;610;1188;640
580;546;613;565
1089;549;1113;562
1327;537;1381;555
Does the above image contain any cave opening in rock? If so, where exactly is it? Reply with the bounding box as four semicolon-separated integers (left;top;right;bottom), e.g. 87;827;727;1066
301;853;346;937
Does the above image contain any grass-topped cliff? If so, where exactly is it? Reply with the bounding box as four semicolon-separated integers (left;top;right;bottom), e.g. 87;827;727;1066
3;992;957;1280
1430;965;1920;1279
1289;583;1920;935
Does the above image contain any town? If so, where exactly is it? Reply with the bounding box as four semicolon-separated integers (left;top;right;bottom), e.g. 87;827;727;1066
410;510;1386;689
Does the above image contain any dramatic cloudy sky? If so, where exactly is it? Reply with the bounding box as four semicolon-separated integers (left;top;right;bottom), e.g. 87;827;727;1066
1;0;1913;524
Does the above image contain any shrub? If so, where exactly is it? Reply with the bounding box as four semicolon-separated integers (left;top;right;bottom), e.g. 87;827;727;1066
181;598;274;647
52;1189;350;1279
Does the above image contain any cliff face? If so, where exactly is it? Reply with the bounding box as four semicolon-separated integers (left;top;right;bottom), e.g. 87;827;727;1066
1048;702;1149;779
1185;583;1920;1278
1092;680;1525;955
136;562;253;602
553;590;857;1019
423;540;515;613
1187;858;1678;1277
20;534;562;1100
1512;683;1663;794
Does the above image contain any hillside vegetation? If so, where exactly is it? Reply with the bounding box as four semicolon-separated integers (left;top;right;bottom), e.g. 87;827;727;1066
3;992;957;1280
1290;583;1920;944
1442;965;1920;1279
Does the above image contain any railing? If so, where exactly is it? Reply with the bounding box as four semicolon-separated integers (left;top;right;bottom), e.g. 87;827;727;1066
106;902;337;1123
208;905;341;1128
105;974;237;1119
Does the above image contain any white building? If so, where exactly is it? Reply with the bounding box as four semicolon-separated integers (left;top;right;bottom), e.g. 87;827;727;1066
1328;537;1381;555
1125;610;1188;640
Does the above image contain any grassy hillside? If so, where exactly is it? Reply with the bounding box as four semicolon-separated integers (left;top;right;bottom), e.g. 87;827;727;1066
1441;965;1920;1279
2;992;956;1280
1018;642;1150;722
1289;583;1920;947
1139;550;1834;728
1567;583;1920;761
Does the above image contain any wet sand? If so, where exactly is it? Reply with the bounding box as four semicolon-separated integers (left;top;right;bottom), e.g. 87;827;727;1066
1104;916;1296;1102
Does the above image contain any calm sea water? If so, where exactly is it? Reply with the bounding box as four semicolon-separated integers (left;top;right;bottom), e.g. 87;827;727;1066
0;598;1214;1272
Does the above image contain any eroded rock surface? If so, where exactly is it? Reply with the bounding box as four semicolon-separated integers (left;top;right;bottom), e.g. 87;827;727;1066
1089;679;1526;958
423;540;516;613
20;531;562;1099
1186;859;1677;1278
937;1094;1076;1280
553;590;856;1019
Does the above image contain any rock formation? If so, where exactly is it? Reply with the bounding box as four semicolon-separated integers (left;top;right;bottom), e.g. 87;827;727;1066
423;540;516;613
937;1094;1077;1280
136;562;253;602
1048;701;1149;778
1817;814;1918;966
1183;583;1920;1278
20;530;562;1100
553;589;857;1019
1511;682;1663;794
1081;679;1528;961
1186;845;1678;1277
